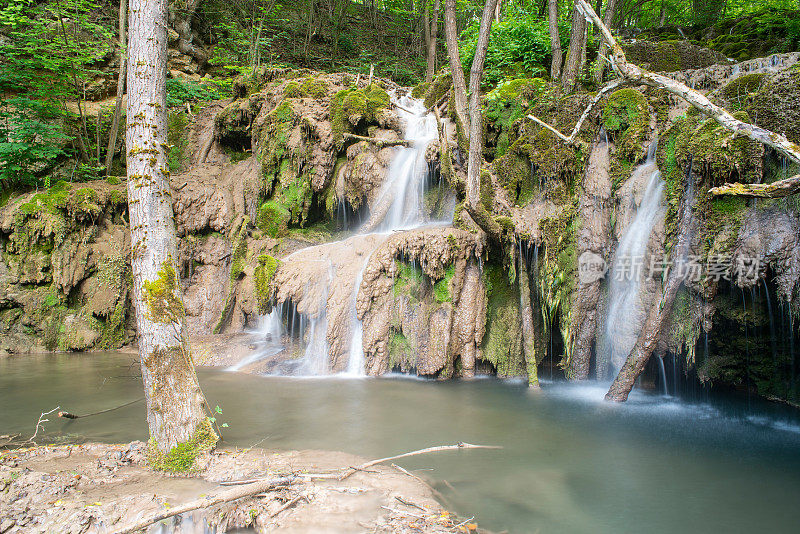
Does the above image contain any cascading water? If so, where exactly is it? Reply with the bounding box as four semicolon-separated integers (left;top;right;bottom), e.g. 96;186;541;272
604;141;666;373
247;94;444;377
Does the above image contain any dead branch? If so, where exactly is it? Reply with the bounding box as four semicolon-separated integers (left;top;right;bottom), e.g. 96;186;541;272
111;475;298;534
342;133;411;148
573;0;800;195
526;77;627;145
391;463;430;488
28;406;59;444
269;493;307;518
58;397;144;419
338;442;501;480
710;174;800;197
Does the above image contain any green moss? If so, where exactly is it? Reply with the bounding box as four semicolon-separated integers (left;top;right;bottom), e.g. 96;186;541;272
300;77;329;98
411;81;430;99
393;260;425;301
482;264;525;377
254;254;280;313
168;110;189;173
147;418;218;473
256;200;291;238
719;73;767;111
433;265;455;303
603;88;649;162
283;81;302;98
330;84;390;142
142;259;185;324
388;330;414;371
423;73;452;109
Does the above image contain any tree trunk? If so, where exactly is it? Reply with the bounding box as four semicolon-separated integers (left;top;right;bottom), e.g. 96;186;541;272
548;0;563;79
443;0;469;132
425;0;440;83
105;0;127;174
562;2;588;91
466;0;500;222
127;0;209;452
606;174;696;401
593;0;618;85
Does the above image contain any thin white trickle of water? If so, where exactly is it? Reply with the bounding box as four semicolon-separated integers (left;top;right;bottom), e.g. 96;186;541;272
605;142;665;373
227;308;284;372
344;257;370;376
298;262;334;376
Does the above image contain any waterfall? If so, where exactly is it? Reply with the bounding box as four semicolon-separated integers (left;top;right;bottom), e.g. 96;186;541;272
604;141;666;373
245;94;442;377
226;308;284;372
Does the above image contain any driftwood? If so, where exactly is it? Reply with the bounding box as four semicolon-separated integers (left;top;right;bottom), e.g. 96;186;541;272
338;442;502;480
111;475;298;534
58;397;144;419
709;175;800;198
342;133;411;148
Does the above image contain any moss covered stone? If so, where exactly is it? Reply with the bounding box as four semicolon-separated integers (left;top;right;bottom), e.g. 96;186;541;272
423;73;452;109
482;265;525;377
256;200;291;238
254;254;280;313
330;84;390;141
433;265;455;303
603;88;649;162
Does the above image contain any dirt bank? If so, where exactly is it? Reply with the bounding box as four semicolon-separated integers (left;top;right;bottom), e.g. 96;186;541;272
0;442;482;533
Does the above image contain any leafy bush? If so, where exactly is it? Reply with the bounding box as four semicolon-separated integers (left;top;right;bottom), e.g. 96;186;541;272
459;4;559;87
165;79;227;108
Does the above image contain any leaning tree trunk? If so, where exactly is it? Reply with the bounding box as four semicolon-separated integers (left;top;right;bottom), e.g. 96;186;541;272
561;2;588;91
606;175;696;401
425;0;440;83
464;0;503;240
547;0;563;80
592;0;618;85
127;0;209;452
443;0;469;132
105;0;127;174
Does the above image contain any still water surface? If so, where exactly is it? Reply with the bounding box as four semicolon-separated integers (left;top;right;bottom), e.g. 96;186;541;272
2;352;800;533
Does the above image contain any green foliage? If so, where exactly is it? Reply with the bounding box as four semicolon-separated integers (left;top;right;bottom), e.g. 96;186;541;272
147;418;218;473
165;79;227;108
0;0;112;188
459;2;568;87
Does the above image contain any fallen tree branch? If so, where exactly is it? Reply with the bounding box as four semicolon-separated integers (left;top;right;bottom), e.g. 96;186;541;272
111;475;297;534
342;133;411;148
28;406;59;444
58;397;144;419
269;493;307;518
709;174;800;197
573;0;800;196
526;77;626;145
338;442;501;480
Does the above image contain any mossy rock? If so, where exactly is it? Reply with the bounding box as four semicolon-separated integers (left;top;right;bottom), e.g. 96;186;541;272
256;201;290;238
603;88;649;162
330;84;390;141
423;72;452;109
481;265;525;377
254;254;280;313
622;40;728;72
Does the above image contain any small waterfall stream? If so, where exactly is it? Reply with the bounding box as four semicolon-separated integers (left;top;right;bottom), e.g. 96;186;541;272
241;94;443;376
604;141;666;373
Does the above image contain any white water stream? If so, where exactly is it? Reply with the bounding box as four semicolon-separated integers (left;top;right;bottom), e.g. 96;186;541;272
604;141;666;373
240;94;442;376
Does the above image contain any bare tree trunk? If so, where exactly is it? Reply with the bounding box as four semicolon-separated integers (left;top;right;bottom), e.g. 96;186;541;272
548;0;563;79
466;0;500;232
425;0;440;83
593;0;618;85
606;174;696;401
443;0;469;131
127;0;210;452
105;0;127;174
562;2;588;91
